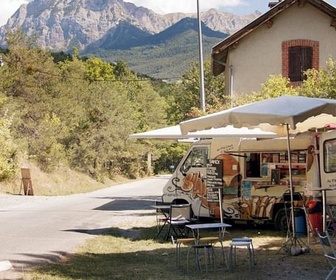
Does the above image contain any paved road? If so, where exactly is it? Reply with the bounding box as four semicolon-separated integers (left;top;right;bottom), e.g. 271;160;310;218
0;175;169;279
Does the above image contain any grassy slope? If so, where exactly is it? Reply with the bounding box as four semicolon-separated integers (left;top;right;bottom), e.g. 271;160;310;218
0;162;127;196
85;32;220;81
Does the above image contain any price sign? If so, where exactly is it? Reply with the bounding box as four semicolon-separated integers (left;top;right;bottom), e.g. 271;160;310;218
206;159;223;202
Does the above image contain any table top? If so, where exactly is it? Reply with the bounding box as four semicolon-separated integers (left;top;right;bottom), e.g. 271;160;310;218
186;222;232;230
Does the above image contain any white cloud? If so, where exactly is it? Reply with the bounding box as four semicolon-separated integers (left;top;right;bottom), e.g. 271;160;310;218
0;0;29;26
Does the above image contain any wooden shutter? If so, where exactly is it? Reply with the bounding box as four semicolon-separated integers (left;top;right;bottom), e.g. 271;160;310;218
288;46;313;82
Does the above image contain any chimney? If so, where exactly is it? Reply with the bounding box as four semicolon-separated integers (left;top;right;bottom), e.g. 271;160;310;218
268;0;282;8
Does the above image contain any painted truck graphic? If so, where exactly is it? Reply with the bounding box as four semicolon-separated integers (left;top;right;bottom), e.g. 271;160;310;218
162;131;336;231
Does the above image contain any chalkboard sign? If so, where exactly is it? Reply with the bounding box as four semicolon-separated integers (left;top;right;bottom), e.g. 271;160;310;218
206;159;223;202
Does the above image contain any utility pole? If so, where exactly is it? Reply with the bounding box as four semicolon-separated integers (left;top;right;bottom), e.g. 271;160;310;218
197;0;205;112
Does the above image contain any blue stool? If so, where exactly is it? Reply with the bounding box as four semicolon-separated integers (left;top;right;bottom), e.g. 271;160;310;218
229;238;255;271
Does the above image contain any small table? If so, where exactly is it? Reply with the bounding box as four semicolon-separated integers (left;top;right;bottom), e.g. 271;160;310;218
186;222;232;241
186;223;232;271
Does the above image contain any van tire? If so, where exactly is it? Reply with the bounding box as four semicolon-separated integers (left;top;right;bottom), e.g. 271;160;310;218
274;208;289;232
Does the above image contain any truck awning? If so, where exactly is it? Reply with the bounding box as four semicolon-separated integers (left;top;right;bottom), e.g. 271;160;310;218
129;125;277;140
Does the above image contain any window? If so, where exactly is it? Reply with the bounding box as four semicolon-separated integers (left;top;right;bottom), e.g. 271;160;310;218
246;153;261;177
180;146;209;174
282;40;319;84
288;46;313;82
324;139;336;173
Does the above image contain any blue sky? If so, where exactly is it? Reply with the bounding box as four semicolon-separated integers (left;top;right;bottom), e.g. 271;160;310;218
2;0;336;26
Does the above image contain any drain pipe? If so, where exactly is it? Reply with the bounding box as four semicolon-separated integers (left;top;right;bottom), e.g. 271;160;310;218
213;58;234;107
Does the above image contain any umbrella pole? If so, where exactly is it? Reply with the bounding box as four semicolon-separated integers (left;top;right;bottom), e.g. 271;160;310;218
282;124;310;255
285;123;296;245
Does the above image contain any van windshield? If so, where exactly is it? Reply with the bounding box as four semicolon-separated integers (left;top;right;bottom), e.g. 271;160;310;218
180;146;208;174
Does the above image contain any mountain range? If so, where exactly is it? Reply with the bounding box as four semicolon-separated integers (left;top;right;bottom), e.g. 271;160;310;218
0;0;260;80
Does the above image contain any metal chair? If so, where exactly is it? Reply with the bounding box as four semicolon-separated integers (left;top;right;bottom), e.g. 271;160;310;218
316;228;336;280
166;204;191;240
327;205;336;236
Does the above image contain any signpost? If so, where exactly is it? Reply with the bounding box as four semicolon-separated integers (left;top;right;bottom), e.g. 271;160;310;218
206;159;224;222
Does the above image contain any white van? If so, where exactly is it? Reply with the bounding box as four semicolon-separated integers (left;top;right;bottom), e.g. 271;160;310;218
162;129;336;230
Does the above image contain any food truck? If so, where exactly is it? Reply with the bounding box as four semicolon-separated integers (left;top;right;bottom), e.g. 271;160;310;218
162;129;336;231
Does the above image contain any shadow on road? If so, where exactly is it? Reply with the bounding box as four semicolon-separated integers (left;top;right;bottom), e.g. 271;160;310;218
93;196;161;211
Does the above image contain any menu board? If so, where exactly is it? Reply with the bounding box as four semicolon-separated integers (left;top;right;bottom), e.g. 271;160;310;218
206;159;223;202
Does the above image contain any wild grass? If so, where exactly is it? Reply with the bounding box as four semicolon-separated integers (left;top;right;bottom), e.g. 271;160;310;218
0;163;128;196
26;223;330;280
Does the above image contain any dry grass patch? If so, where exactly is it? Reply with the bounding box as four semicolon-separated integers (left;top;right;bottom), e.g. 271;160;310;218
26;224;332;280
0;162;129;196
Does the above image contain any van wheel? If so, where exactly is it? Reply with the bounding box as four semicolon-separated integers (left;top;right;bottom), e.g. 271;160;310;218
274;208;290;232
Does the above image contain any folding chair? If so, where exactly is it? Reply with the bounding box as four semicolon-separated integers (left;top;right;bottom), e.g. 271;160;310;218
327;205;336;236
316;229;336;280
154;201;170;237
166;204;191;240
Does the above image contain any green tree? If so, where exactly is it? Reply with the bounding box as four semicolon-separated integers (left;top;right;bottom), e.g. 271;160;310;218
0;30;65;172
2;29;58;98
300;57;336;99
57;57;168;179
84;57;116;82
0;30;174;180
233;74;299;106
0;110;19;180
166;59;226;124
30;113;67;172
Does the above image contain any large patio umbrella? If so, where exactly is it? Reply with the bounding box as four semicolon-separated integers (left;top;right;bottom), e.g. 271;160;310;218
180;95;336;134
180;95;336;250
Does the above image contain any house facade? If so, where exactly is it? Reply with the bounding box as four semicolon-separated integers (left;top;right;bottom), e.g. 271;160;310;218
211;0;336;97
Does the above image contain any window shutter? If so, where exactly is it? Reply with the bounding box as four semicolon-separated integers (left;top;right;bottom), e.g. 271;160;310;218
301;47;313;80
288;46;313;82
289;47;301;82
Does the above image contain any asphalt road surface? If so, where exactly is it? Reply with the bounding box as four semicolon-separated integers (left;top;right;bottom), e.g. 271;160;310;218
0;175;169;279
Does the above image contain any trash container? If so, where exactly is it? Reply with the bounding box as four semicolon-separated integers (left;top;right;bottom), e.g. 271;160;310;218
306;200;323;236
294;208;307;237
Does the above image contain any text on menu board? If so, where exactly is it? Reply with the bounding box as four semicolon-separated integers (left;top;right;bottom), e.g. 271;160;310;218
206;159;223;202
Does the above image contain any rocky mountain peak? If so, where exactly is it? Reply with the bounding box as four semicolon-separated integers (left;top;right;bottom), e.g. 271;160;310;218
0;0;259;52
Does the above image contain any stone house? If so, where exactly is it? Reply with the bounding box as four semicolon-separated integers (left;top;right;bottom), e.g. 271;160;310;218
211;0;336;97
